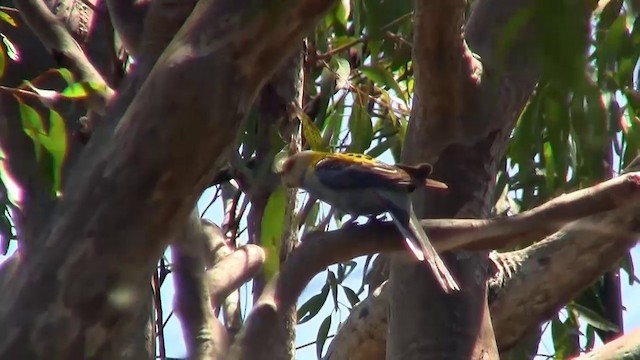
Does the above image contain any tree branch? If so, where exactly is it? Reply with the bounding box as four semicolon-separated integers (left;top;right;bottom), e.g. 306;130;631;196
257;172;640;312
208;245;265;307
490;203;640;350
408;0;482;161
572;328;640;360
14;0;114;113
172;211;231;360
292;173;640;359
106;0;150;58
0;0;336;358
324;282;389;360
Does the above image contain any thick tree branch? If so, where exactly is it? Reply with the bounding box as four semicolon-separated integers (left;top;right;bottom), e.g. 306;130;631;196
272;172;640;311
291;172;640;275
409;0;482;161
490;203;640;350
106;0;150;58
172;211;231;360
14;0;114;113
324;282;389;360
0;0;336;358
208;245;265;307
573;328;640;360
323;202;640;359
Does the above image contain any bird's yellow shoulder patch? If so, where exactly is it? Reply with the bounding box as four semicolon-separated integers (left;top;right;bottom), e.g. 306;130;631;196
329;152;375;165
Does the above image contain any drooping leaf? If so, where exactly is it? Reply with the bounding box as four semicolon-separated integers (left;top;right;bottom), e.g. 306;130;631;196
0;10;17;27
331;56;351;90
348;91;373;153
342;286;360;307
61;81;108;99
0;45;5;78
36;110;67;194
54;68;75;85
360;64;406;103
620;250;639;285
1;33;19;61
316;315;332;359
333;0;351;28
259;186;287;280
328;270;338;310
296;106;327;151
570;302;620;332
18;102;45;161
297;284;329;324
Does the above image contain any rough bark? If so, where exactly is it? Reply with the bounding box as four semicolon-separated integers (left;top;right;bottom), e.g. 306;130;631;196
490;203;640;350
13;0;114;113
0;0;336;358
172;211;231;359
0;0;115;254
573;328;640;360
106;0;150;58
387;0;539;357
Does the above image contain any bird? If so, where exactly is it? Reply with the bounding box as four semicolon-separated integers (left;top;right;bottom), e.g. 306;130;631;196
275;150;460;293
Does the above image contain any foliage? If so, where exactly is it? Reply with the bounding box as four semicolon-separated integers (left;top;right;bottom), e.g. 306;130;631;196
1;0;639;358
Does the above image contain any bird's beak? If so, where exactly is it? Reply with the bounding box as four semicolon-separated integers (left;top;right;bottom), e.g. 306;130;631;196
272;156;287;175
425;179;448;189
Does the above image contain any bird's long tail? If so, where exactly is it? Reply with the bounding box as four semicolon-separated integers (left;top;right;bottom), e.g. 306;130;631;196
389;208;460;293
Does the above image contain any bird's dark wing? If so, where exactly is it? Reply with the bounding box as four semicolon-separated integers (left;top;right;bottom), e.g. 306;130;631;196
314;156;413;190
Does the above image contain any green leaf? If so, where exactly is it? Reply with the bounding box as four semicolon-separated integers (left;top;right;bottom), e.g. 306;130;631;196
333;0;351;27
0;10;17;27
1;34;18;61
259;187;287;280
54;68;75;85
61;82;89;99
360;64;406;102
601;15;628;63
597;0;622;30
297;107;327;151
366;139;393;158
0;45;5;78
342;286;360;307
570;303;620;332
328;270;338;310
331;56;351;90
316;67;337;130
336;260;356;282
297;285;329;324
316;315;332;359
348;92;373;153
18;102;45;161
37;110;67;194
61;81;108;99
551;316;571;358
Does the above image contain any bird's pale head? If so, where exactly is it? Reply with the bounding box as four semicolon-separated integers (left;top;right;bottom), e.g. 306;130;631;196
275;151;325;188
